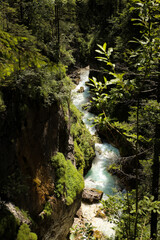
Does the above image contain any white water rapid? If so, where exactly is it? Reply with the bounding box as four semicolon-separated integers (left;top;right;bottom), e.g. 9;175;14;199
72;67;120;239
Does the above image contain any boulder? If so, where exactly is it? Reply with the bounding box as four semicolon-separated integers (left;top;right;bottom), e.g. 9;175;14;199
82;188;103;203
77;86;84;93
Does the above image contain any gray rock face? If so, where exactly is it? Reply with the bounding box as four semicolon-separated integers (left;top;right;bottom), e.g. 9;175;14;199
5;202;31;225
82;188;103;203
67;136;76;166
39;195;82;240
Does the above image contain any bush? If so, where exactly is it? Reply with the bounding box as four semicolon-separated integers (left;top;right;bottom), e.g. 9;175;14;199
43;202;52;218
17;224;37;240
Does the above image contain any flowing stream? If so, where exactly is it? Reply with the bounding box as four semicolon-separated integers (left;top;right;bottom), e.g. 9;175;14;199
72;67;120;238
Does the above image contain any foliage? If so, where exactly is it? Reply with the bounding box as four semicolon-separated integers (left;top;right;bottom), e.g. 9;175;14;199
16;224;37;240
0;205;19;240
70;223;96;240
0;0;87;116
42;202;52;218
70;222;110;239
88;43;135;121
0;26;47;81
111;99;160;148
0;0;160;237
88;3;160;235
107;0;140;62
0;170;28;200
51;152;84;205
101;191;160;239
89;38;160;151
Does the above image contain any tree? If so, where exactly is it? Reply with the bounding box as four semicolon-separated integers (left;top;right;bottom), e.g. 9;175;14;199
130;1;160;237
88;3;160;232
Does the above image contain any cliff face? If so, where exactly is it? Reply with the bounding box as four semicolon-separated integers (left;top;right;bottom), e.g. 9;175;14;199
0;94;82;239
15;102;68;214
39;195;82;240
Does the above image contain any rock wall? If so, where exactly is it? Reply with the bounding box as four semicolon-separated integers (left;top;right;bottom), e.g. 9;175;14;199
0;95;82;239
15;102;68;214
39;195;82;240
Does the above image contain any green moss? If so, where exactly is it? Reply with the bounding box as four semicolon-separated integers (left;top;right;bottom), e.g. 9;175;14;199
74;140;85;172
70;104;95;173
70;104;82;121
65;159;84;205
51;152;84;205
51;152;67;197
14;207;32;223
79;131;95;170
16;224;37;240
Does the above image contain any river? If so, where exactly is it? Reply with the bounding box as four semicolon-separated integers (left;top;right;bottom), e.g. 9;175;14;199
72;67;120;238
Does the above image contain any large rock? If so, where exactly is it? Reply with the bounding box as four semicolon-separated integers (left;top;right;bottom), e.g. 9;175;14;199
77;86;84;93
39;195;82;240
82;188;103;203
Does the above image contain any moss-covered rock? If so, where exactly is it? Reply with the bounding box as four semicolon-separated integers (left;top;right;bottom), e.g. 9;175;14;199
73;140;85;173
70;104;95;174
51;152;84;205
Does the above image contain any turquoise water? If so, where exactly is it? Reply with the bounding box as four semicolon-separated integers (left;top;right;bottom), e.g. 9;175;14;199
72;67;119;196
85;142;119;195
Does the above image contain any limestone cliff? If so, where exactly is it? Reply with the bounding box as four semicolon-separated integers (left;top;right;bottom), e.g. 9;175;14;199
0;93;83;239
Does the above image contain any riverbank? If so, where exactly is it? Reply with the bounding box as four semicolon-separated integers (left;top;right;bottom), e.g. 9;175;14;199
70;202;115;239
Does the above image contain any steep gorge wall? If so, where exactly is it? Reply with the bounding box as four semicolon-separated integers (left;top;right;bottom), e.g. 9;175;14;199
0;93;82;239
15;102;68;213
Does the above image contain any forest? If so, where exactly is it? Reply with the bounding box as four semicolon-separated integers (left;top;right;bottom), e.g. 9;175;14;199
0;0;160;239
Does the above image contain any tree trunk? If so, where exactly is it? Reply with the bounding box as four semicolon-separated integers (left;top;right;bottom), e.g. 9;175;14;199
134;97;139;239
150;78;160;239
150;123;160;239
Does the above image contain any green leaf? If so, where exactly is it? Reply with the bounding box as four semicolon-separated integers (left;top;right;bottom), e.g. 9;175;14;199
107;47;113;57
95;49;105;55
103;42;107;51
97;44;106;52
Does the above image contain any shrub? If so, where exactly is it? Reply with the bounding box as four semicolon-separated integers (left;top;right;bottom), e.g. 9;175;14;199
43;202;52;218
16;224;37;240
